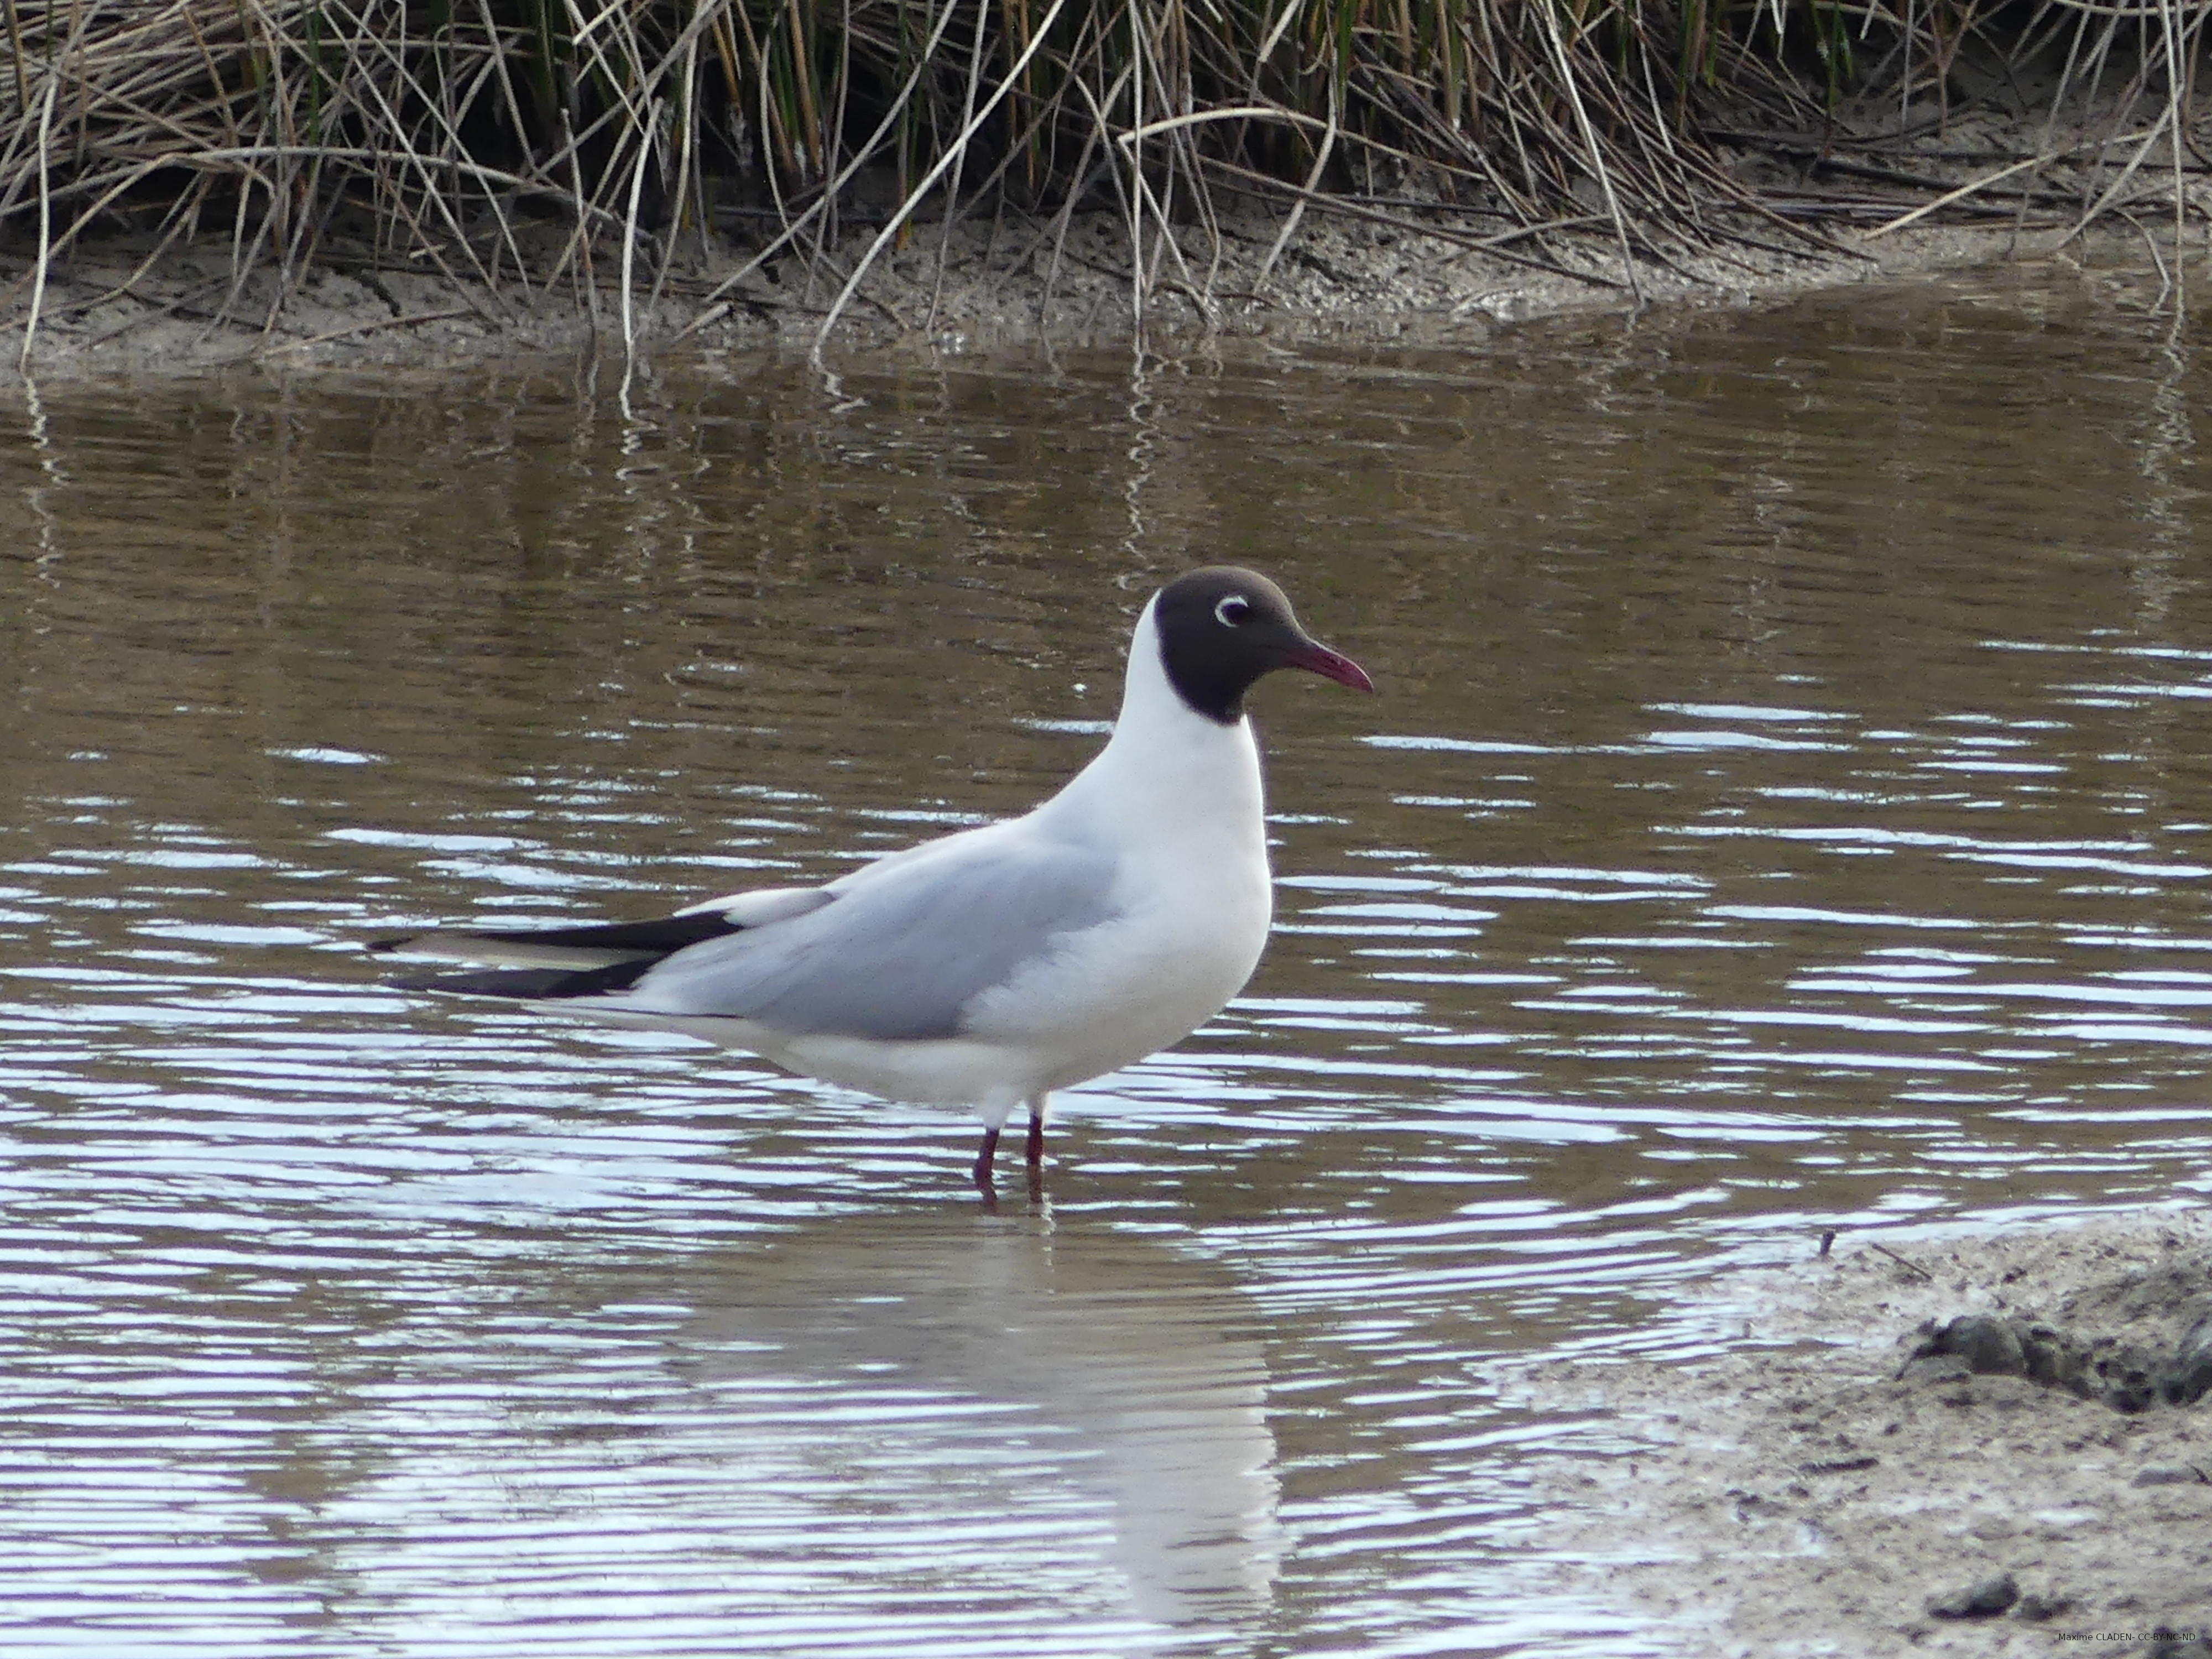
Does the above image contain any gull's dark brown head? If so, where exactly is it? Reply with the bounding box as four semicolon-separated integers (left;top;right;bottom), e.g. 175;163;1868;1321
1151;566;1373;725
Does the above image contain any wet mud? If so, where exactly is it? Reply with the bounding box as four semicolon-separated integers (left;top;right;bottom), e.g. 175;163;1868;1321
0;206;2065;382
1531;1217;2212;1656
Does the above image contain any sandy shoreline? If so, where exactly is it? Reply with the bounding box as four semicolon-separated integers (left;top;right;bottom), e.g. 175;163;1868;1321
1526;1214;2212;1657
0;207;2081;383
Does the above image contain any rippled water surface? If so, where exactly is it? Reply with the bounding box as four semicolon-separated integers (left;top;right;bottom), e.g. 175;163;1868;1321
7;264;2212;1656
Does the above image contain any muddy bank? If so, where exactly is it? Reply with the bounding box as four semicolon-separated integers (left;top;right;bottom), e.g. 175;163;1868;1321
1528;1215;2212;1657
0;205;2091;383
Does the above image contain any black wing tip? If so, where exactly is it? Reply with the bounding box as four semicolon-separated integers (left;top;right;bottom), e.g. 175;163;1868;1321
369;910;746;958
389;968;555;998
388;961;654;999
523;911;749;952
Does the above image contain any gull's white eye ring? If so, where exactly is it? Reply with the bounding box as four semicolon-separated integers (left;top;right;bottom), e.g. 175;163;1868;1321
1215;595;1251;627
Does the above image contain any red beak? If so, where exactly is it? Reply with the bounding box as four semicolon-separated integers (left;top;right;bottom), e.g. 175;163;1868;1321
1283;640;1374;692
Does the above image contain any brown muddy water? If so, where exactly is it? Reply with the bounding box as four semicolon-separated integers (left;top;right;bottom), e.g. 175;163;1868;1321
4;263;2211;1657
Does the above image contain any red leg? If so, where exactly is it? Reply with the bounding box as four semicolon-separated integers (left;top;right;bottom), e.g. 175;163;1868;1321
1023;1102;1047;1204
971;1125;1001;1193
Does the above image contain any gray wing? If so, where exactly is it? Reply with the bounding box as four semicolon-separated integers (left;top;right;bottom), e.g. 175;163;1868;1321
625;833;1121;1041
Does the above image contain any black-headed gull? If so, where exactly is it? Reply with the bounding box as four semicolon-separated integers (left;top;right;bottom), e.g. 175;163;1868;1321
375;567;1372;1192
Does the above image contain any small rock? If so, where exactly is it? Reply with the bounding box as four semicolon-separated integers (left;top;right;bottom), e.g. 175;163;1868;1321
2012;1592;2066;1622
2096;1347;2163;1413
2131;1463;2203;1488
1928;1571;2019;1619
1899;1353;1972;1385
2018;1321;2092;1392
1943;1315;2027;1376
1802;1454;1880;1476
2170;1308;2212;1406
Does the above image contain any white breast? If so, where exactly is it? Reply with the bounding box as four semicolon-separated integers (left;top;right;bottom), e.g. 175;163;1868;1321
959;598;1277;1086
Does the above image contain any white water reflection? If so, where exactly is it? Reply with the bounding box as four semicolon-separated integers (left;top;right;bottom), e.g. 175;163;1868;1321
1;1214;1281;1659
670;1215;1281;1641
253;1218;1281;1659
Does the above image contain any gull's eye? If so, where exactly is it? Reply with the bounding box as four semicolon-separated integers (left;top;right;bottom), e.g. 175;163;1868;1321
1214;595;1252;627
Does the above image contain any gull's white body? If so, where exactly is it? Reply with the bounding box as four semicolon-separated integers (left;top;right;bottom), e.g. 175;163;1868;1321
550;596;1275;1130
383;564;1371;1188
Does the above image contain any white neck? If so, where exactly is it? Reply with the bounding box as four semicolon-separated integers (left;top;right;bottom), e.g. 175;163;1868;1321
1041;596;1269;857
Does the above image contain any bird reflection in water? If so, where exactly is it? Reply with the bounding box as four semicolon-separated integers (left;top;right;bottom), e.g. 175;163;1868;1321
674;1210;1282;1639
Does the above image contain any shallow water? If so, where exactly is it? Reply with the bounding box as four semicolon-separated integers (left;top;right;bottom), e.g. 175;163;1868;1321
4;261;2212;1656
